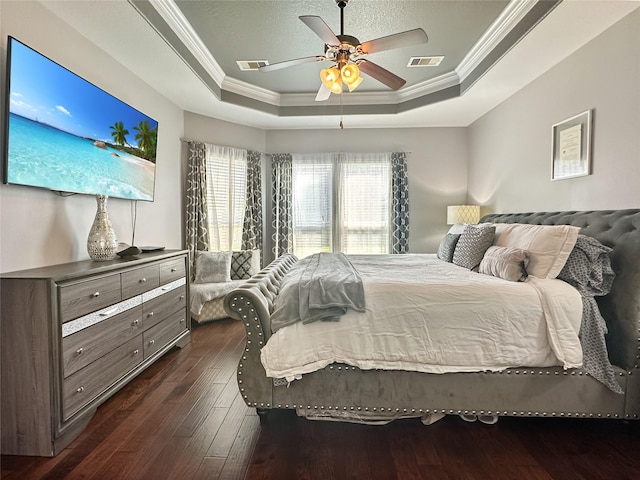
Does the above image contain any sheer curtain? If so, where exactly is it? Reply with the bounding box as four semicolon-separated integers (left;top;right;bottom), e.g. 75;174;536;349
337;153;391;254
290;152;393;257
292;154;334;258
205;144;247;251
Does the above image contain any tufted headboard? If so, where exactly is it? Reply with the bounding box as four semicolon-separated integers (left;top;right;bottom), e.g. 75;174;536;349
481;210;640;370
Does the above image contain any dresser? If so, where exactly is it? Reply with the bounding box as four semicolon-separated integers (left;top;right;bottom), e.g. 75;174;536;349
1;250;190;456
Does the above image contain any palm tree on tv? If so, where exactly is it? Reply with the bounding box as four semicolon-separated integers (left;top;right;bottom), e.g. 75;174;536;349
133;120;157;160
109;121;130;146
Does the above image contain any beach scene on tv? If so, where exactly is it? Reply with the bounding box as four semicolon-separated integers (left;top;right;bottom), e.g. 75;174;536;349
6;39;157;201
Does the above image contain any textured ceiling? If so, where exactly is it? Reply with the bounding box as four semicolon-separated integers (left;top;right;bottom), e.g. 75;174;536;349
38;0;640;129
175;0;508;94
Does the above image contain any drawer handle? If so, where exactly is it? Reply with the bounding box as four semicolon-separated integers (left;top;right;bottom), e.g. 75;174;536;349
148;339;155;345
180;318;185;324
147;311;154;317
161;286;171;291
179;295;185;300
133;349;140;355
139;277;147;283
171;268;177;272
100;307;118;316
132;319;140;326
92;292;100;298
76;386;85;394
76;347;83;355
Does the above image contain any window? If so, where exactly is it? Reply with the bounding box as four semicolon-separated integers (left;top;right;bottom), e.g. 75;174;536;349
292;153;391;257
205;145;247;251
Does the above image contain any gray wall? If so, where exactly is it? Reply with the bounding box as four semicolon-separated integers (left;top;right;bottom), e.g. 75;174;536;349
0;1;185;273
264;128;468;262
467;9;640;213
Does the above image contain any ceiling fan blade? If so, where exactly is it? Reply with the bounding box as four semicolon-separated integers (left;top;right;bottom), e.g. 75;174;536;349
259;55;326;72
299;15;340;46
358;60;406;90
360;28;428;55
315;84;331;102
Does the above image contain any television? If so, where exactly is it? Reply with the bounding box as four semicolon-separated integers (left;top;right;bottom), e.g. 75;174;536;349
2;36;158;201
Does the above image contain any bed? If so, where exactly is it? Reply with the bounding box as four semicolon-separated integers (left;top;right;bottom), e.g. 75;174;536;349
223;210;640;424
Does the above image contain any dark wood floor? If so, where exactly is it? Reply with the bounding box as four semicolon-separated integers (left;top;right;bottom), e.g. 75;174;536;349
2;318;640;480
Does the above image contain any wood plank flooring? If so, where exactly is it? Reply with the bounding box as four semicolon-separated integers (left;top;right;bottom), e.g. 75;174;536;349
2;318;640;479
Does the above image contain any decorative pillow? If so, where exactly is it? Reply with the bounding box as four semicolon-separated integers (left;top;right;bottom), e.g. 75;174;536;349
193;251;232;284
479;246;530;282
452;224;496;270
437;233;461;262
231;250;261;280
447;223;467;235
493;223;580;279
557;235;614;296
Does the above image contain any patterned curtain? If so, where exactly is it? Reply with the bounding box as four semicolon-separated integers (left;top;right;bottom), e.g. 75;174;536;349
185;142;209;277
391;152;410;254
242;150;263;252
271;153;293;257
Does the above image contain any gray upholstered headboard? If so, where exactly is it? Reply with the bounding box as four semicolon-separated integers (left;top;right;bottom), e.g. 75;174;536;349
481;210;640;370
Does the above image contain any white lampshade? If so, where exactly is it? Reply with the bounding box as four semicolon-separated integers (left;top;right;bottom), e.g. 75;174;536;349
447;205;480;225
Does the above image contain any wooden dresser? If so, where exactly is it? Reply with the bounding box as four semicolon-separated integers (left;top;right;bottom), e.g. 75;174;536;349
1;250;190;456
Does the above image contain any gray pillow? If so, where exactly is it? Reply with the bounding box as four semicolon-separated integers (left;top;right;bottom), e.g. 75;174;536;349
479;246;530;282
452;224;496;270
194;251;232;283
437;233;461;262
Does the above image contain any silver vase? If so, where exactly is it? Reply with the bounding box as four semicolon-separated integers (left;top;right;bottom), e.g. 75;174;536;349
87;195;118;261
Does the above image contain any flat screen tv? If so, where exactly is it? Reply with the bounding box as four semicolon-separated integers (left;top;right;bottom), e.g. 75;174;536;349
2;36;158;201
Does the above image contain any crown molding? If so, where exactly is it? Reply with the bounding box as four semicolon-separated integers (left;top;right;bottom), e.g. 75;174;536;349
147;0;541;111
456;0;538;81
149;0;226;85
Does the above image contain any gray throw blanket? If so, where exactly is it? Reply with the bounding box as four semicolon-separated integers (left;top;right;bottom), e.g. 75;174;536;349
557;235;622;393
270;252;366;332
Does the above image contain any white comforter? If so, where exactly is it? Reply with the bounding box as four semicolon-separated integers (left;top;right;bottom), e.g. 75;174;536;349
260;254;583;382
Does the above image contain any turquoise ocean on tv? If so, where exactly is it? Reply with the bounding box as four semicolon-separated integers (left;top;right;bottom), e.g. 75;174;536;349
6;113;155;201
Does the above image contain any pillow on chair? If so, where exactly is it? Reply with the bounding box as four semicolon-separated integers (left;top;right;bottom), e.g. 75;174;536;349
231;250;261;280
194;251;232;283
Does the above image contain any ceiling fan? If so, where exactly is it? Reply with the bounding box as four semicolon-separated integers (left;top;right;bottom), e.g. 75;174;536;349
259;0;428;101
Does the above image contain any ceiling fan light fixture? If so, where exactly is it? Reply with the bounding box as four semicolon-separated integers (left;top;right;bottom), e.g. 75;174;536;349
346;73;363;92
320;67;343;94
341;63;360;83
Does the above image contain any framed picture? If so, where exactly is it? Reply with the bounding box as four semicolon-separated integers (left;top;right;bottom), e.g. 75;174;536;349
551;110;592;180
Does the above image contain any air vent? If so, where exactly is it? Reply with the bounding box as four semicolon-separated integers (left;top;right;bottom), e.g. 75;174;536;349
236;60;269;71
407;56;444;67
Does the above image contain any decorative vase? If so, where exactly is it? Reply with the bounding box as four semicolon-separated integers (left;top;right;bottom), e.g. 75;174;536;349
87;195;118;261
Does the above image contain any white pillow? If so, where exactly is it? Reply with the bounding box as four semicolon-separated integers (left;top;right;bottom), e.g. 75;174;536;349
194;251;232;283
492;223;580;278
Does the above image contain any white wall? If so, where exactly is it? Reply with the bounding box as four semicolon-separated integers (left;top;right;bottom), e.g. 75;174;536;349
468;9;640;212
0;1;185;273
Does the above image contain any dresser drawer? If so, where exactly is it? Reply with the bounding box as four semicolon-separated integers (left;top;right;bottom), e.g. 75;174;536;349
121;264;159;299
62;305;143;377
62;336;143;420
59;274;122;322
142;284;187;329
143;310;188;359
160;258;186;284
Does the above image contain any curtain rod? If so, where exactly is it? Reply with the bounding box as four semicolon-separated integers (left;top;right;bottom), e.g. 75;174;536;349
180;139;410;156
180;138;264;155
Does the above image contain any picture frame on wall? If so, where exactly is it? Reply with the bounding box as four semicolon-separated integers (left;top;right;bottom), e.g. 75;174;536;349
551;109;592;180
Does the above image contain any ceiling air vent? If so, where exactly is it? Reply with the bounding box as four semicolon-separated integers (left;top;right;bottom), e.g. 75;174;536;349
236;60;269;71
407;56;444;67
